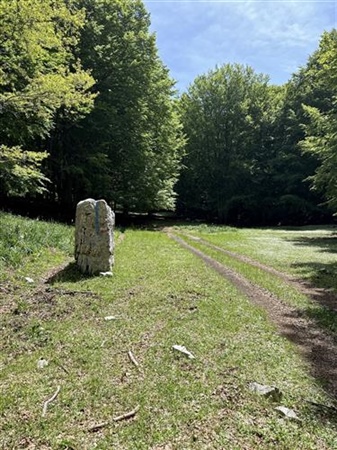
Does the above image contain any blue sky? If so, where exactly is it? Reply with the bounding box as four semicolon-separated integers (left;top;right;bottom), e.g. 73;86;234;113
143;0;336;93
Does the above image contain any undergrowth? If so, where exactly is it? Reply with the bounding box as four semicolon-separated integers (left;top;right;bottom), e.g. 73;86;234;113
0;212;73;271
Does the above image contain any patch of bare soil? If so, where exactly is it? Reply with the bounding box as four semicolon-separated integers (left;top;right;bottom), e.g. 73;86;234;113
168;233;337;400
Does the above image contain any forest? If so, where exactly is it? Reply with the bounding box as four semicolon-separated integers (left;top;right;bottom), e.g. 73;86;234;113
1;0;337;225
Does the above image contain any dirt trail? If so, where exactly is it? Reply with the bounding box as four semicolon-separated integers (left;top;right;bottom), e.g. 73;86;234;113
181;232;294;282
168;232;337;400
179;231;337;313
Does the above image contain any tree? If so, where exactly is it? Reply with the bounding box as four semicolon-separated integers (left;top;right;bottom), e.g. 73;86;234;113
177;64;271;222
256;79;327;225
0;0;95;197
300;30;337;213
0;146;48;196
47;0;185;211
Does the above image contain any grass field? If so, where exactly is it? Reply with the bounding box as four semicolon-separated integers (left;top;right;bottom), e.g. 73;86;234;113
174;224;337;290
1;213;337;449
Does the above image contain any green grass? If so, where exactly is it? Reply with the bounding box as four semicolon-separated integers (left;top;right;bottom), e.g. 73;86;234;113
176;233;309;308
174;226;337;337
174;224;337;290
1;214;337;449
0;212;74;281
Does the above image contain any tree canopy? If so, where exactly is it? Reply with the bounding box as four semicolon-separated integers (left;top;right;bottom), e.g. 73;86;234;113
0;1;335;225
176;30;337;225
53;0;185;211
0;0;95;196
300;30;337;213
177;64;272;222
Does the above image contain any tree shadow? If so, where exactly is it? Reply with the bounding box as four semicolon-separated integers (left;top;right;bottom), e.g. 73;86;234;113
289;234;337;254
293;260;337;300
287;234;337;307
279;307;337;408
275;234;337;414
46;262;94;284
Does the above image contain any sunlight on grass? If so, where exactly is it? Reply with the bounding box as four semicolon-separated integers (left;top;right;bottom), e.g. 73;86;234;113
0;212;73;272
1;215;337;449
175;224;337;285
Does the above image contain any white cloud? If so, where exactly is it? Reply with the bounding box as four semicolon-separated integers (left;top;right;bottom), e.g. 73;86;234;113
144;0;336;90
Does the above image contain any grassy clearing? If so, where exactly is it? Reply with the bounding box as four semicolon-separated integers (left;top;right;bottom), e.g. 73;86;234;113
1;214;337;449
174;224;337;290
173;227;337;336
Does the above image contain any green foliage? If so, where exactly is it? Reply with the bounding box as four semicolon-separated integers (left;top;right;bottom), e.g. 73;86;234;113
0;0;95;196
263;30;337;223
300;30;337;213
178;64;272;222
46;0;185;211
0;0;336;222
177;35;336;225
0;145;49;196
0;0;95;139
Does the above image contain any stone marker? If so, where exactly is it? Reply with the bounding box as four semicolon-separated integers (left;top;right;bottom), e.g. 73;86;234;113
75;198;114;275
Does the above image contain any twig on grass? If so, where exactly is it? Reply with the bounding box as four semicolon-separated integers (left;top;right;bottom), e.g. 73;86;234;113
113;404;140;422
58;364;69;375
42;385;61;417
54;361;69;374
87;405;141;432
87;421;110;432
128;350;140;368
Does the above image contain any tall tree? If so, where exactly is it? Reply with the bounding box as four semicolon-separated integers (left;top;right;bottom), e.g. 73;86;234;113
48;0;185;211
178;64;271;222
300;29;337;213
256;78;327;225
0;0;95;197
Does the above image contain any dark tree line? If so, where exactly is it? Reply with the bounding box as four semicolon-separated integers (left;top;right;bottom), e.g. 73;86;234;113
177;30;337;225
0;0;336;225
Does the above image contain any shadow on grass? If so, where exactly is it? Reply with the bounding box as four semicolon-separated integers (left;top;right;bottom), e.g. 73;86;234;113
288;233;337;312
277;235;337;408
286;233;337;310
305;305;337;334
289;235;337;254
293;260;337;297
46;262;94;284
280;307;337;409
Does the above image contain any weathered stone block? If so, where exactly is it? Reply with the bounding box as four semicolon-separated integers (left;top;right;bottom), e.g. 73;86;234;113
75;198;114;275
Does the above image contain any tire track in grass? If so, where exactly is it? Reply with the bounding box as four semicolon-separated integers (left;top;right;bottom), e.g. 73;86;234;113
168;232;337;399
178;232;294;282
177;231;337;313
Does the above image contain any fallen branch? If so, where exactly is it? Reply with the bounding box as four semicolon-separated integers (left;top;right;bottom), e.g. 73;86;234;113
42;385;61;417
113;405;140;422
128;350;140;368
87;405;140;432
87;421;110;432
57;364;70;375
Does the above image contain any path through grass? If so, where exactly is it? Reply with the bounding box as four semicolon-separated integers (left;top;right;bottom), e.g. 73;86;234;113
0;214;336;449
